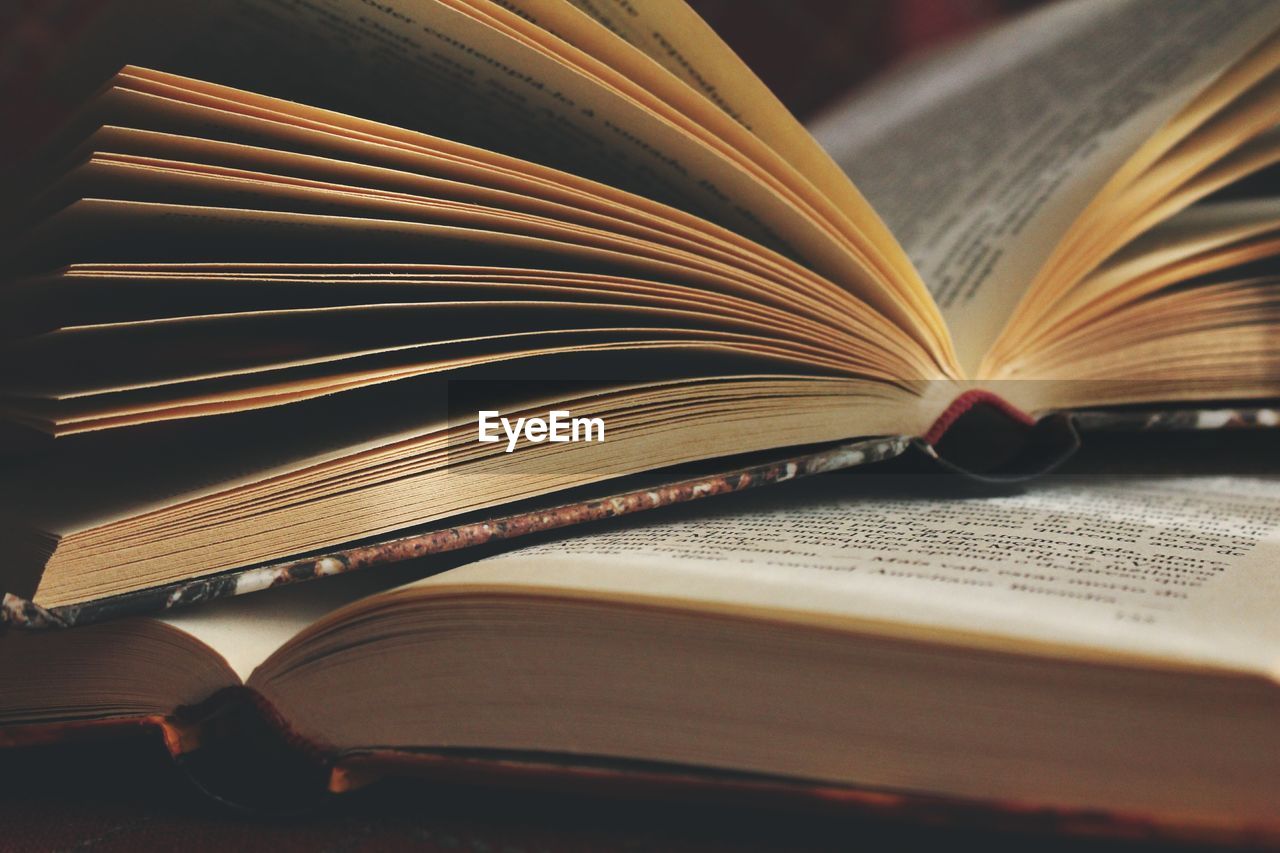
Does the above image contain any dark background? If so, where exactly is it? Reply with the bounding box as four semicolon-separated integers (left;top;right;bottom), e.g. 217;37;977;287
0;0;1043;161
689;0;1044;121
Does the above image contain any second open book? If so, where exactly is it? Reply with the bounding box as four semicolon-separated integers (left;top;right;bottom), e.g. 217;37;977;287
2;0;1278;616
4;465;1280;841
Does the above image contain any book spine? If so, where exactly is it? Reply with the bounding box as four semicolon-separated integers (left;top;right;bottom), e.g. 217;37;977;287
167;687;335;814
919;398;1280;483
0;714;169;750
328;746;1280;847
2;687;1278;844
918;392;1079;483
921;389;1035;446
0;688;335;814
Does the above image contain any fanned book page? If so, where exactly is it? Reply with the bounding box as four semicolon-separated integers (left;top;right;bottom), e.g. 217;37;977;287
811;0;1280;376
1;0;1279;618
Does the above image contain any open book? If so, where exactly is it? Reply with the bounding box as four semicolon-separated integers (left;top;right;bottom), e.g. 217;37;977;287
2;0;1278;621
3;464;1279;842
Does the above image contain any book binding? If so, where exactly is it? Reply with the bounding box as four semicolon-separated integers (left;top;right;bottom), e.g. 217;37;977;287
4;400;1276;632
1;695;1276;847
1;434;914;630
